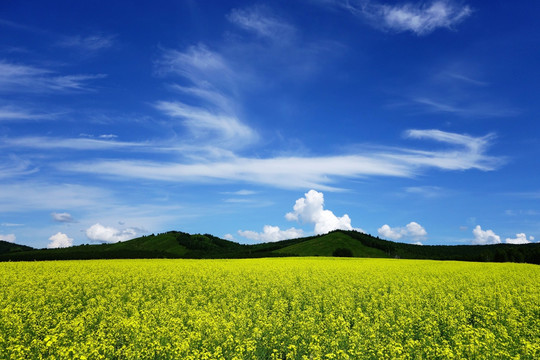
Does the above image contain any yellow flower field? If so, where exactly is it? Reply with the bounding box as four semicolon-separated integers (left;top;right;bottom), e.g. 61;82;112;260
0;258;539;359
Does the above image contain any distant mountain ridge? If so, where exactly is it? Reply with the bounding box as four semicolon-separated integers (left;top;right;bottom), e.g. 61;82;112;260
1;230;539;264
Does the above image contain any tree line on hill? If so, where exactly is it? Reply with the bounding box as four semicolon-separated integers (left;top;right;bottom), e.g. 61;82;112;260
0;230;539;264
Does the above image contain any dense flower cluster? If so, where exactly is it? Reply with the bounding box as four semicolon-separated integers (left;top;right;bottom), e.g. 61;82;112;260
0;258;539;359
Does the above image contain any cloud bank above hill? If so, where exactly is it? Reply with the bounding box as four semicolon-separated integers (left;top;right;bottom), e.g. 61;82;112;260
238;190;362;242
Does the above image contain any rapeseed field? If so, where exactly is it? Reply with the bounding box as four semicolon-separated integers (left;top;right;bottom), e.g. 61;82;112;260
0;258;538;359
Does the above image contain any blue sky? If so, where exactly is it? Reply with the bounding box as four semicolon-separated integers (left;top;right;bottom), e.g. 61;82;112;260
1;0;539;248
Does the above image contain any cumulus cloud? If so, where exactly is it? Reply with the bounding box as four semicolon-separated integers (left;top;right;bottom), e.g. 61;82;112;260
285;189;360;234
505;233;534;245
47;232;73;248
51;212;75;223
472;225;501;245
223;233;235;241
85;223;140;243
238;225;304;242
378;221;427;241
237;190;361;242
0;233;16;243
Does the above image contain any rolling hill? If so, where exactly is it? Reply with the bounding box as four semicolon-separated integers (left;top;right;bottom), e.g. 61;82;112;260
1;230;539;264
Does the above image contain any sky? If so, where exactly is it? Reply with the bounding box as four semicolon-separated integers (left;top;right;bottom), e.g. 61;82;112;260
1;0;539;248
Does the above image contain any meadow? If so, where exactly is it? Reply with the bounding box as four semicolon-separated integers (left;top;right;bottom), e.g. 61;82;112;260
0;258;539;359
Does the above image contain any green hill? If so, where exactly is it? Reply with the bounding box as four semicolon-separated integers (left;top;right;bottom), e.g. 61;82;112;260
1;230;539;264
274;231;388;257
0;240;33;255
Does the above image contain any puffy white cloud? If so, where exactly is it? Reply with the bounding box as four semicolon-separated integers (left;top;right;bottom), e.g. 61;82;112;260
286;190;359;235
51;212;75;223
472;225;501;245
0;233;16;243
223;233;235;241
85;223;139;243
378;221;427;242
378;224;403;240
238;225;304;242
406;222;428;239
47;232;73;248
505;233;533;245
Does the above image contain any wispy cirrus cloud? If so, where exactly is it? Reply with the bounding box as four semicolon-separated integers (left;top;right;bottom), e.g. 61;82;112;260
0;182;112;212
0;136;151;151
336;0;472;35
0;60;105;93
411;97;520;118
156;44;233;87
0;105;57;122
155;44;259;149
57;33;116;52
227;5;297;42
58;129;502;190
154;101;257;147
0;155;38;179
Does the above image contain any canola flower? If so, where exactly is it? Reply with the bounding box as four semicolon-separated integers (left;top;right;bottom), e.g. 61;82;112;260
0;258;539;359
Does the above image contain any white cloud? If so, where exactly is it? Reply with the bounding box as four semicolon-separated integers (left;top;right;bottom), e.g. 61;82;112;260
412;97;519;118
0;182;111;212
472;225;501;245
224;190;257;196
0;106;54;122
51;212;75;223
57;33;115;51
378;224;403;240
0;233;16;243
404;186;444;198
505;233;534;245
285;189;359;234
58;129;502;190
344;0;472;35
85;223;140;243
47;232;73;248
227;5;296;41
1;136;151;151
223;233;235;241
0;155;37;179
238;225;304;242
154;101;257;146
156;44;231;86
406;221;427;239
378;221;427;241
0;61;105;93
155;45;258;150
